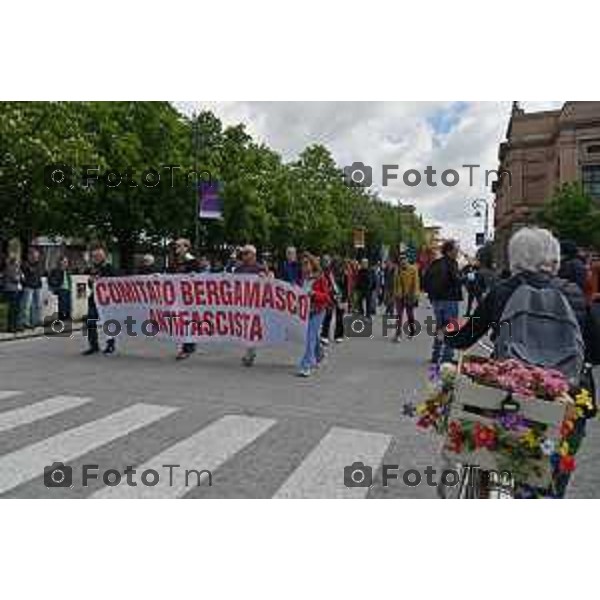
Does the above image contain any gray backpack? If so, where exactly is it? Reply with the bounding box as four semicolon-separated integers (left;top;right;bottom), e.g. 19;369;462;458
494;282;585;382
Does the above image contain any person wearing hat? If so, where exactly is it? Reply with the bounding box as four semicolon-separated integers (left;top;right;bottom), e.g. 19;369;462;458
234;244;267;366
393;251;420;341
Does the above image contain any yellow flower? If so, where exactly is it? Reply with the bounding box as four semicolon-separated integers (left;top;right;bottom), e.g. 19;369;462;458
575;407;584;419
575;389;592;408
415;403;427;416
522;429;538;449
559;441;570;456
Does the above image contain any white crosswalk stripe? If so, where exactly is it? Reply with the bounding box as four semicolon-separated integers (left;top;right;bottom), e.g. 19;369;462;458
0;391;23;401
0;396;93;433
0;390;396;498
92;415;276;498
273;427;392;498
0;403;177;495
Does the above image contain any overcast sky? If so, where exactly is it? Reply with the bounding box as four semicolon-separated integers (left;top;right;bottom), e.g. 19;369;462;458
173;101;563;253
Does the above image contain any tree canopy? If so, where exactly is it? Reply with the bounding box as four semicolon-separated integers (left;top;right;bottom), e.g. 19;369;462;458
0;101;426;267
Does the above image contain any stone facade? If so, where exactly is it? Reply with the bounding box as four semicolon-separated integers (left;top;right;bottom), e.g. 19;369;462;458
494;101;600;264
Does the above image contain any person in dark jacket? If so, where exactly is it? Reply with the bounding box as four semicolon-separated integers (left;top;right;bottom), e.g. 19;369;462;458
82;246;118;356
281;246;302;286
558;240;587;292
2;255;23;333
423;240;463;363
355;258;376;317
48;256;73;320
19;247;45;329
330;258;349;343
462;261;485;317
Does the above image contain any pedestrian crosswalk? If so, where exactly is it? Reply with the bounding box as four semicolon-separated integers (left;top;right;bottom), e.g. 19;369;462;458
0;389;394;499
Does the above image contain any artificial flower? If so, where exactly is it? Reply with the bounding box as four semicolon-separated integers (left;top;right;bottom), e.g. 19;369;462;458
540;439;555;456
474;422;497;449
560;420;575;437
415;403;428;416
559;455;576;473
559;441;570;457
521;429;538;449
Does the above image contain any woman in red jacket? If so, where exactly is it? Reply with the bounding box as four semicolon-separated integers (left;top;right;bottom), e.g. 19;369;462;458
297;253;332;377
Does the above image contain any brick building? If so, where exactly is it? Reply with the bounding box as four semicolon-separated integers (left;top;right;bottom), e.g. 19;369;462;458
494;101;600;263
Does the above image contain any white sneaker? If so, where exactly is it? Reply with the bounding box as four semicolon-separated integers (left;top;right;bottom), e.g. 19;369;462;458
297;369;311;378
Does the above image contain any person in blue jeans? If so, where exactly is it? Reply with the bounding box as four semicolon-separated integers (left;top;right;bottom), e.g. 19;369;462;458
19;247;45;329
423;240;463;364
297;254;332;377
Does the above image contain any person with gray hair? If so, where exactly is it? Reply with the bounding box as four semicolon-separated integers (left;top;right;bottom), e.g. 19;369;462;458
508;227;561;275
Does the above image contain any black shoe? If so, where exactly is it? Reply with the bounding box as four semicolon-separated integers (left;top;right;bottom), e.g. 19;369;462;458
82;347;99;356
102;343;115;355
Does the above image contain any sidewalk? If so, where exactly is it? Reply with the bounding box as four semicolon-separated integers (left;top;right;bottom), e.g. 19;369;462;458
0;322;84;342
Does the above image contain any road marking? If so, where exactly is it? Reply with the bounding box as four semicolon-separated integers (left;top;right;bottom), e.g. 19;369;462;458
0;396;93;433
0;403;177;495
273;426;392;499
0;391;23;401
92;415;276;498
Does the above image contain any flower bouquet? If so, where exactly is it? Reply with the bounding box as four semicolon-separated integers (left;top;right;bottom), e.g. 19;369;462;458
413;357;594;497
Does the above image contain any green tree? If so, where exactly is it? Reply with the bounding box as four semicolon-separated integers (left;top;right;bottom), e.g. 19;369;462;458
538;182;600;249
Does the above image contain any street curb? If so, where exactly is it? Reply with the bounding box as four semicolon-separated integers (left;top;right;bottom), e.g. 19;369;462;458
0;323;84;343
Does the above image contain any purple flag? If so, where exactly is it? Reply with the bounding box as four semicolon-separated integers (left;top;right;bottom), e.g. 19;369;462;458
198;181;222;220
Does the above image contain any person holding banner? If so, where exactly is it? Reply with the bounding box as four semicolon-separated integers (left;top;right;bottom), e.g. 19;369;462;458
234;244;267;367
298;253;332;378
82;246;118;356
169;238;200;360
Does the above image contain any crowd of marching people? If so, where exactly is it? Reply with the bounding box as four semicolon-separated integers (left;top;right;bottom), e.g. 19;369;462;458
2;231;600;384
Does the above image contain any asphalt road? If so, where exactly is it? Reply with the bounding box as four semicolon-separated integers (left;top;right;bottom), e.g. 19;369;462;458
0;305;598;498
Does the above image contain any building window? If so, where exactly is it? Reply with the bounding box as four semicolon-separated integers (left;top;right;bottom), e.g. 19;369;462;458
587;144;600;154
582;165;600;199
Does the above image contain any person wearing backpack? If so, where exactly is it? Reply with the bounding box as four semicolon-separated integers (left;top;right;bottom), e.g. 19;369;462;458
423;240;463;364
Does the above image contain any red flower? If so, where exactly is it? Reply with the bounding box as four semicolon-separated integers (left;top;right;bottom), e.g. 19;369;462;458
448;438;463;453
447;421;463;452
474;422;497;449
417;415;432;429
559;455;576;473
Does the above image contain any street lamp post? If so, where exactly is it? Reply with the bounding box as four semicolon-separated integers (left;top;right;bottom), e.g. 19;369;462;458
472;198;491;242
397;200;403;251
